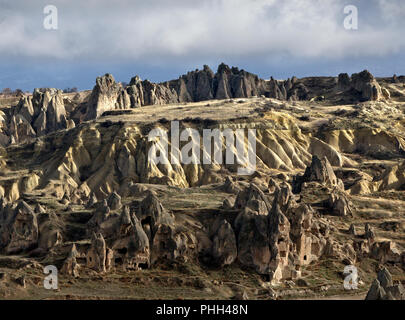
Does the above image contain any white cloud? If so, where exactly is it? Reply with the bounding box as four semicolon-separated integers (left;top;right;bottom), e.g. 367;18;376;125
0;0;404;61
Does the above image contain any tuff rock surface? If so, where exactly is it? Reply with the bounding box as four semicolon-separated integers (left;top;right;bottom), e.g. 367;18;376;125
0;64;404;299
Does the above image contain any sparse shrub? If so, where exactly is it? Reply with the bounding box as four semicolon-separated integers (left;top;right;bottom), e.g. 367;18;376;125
63;87;78;93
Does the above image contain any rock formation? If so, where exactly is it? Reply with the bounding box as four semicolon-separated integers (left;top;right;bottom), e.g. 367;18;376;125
112;205;150;270
370;241;402;264
327;190;353;216
267;202;293;281
234;207;272;274
61;244;80;277
37;211;63;250
210;219;237;267
366;268;405;300
9;88;68;144
0;201;38;254
293;155;343;193
0;63;404;299
107;192;122;210
350;70;382;102
137;191;174;234
337;70;382;102
86;232;112;273
220;176;241;194
85;74;125;120
337;73;351;90
302;155;339;186
364;223;375;241
87;200;111;235
349;224;356;236
231;181;329;282
81;64;313;121
234;183;270;211
0;65;395;152
151;223;197;264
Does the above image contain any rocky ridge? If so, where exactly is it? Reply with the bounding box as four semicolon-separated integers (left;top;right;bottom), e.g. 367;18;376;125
0;64;404;299
1;64;401;147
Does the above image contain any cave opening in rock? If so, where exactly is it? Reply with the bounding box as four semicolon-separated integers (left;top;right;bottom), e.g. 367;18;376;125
261;274;271;282
138;263;148;270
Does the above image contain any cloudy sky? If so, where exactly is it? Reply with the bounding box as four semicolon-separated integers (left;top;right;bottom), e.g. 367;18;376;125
0;0;404;91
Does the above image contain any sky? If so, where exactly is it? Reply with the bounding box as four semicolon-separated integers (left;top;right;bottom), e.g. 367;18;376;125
0;0;404;91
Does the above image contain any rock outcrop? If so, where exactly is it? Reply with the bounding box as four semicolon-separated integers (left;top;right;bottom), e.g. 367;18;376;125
86;232;113;273
85;74;125;120
210;219;237;267
9;88;68;144
0;201;38;254
37;211;63;250
366;268;405;300
234;207;272;274
0;63;404;298
0;65;394;152
151;223;197;264
61;244;80;277
112;207;150;270
232;182;328;282
293;155;343;193
337;73;351;90
220;176;241;194
350;70;382;102
338;70;382;102
82;64;313;120
137;191;174;235
87;200;111;235
234;183;270;211
364;223;376;241
107;192;122;210
302;155;339;186
370;241;402;264
267;202;293;281
327;190;353;216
